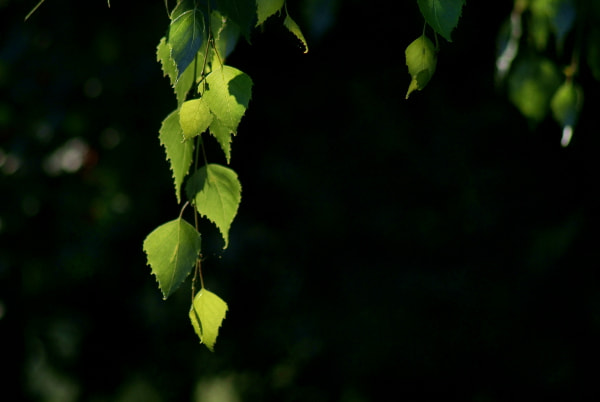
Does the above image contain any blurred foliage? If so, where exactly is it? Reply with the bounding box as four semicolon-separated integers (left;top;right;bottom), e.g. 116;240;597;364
496;0;600;145
2;0;600;401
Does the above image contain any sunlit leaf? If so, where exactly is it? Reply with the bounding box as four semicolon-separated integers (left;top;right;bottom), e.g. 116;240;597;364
405;35;437;99
202;66;252;160
189;288;228;351
180;98;213;140
143;218;201;299
159;109;194;203
203;66;252;131
284;13;309;53
209;118;233;164
417;0;465;42
256;0;284;26
186;163;241;248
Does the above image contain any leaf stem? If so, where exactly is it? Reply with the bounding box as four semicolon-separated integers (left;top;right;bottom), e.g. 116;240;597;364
24;0;46;21
179;201;190;218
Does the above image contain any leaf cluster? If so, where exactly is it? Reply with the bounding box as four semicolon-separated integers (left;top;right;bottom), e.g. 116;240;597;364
405;0;465;98
496;0;591;146
144;0;308;351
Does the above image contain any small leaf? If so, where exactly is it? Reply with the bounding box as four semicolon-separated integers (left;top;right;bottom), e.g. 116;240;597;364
189;288;228;351
405;35;437;99
417;0;465;42
180;98;213;140
551;80;583;127
143;218;201;300
168;0;207;78
256;0;284;26
159;109;194;203
551;80;583;146
202;66;253;160
186;164;241;248
284;13;309;53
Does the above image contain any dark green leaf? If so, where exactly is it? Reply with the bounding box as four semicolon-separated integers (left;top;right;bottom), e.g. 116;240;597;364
168;0;207;77
215;0;257;41
417;0;465;42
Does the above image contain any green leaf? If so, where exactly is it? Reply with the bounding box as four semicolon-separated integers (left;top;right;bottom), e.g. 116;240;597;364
202;66;253;160
186;163;242;248
203;66;253;130
508;56;561;123
189;288;228;351
551;80;583;147
405;35;437;99
211;10;241;61
159;109;194;203
143;218;201;300
417;0;465;42
215;0;257;40
257;0;284;26
209;118;233;163
168;0;207;77
551;80;583;127
180;98;213;140
157;37;195;106
284;13;309;53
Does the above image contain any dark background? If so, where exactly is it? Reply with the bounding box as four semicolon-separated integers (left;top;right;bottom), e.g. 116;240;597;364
2;0;600;400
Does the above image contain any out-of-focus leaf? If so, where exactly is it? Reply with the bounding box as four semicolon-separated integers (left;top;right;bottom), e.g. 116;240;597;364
508;56;561;122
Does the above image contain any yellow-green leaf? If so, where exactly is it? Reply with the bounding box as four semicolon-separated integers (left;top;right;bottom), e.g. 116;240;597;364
405;35;437;99
180;98;213;140
256;0;284;26
189;289;228;351
284;13;308;53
